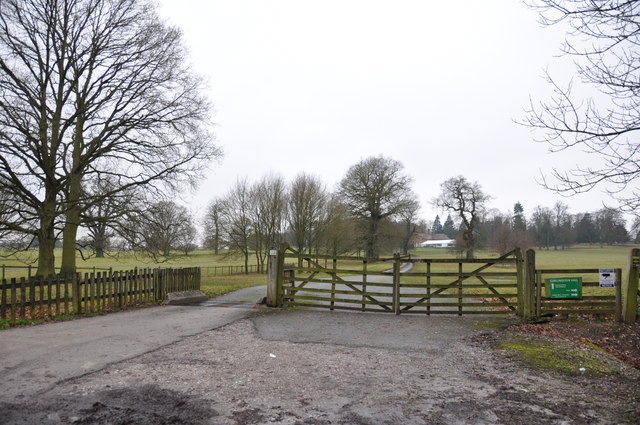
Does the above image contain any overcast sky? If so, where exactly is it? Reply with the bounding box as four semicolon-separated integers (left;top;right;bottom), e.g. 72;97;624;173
157;0;608;224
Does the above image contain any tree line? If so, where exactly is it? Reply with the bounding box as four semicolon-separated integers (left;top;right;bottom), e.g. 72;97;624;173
477;202;634;253
202;156;421;271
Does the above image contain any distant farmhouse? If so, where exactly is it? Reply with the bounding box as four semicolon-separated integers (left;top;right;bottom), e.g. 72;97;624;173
419;231;455;249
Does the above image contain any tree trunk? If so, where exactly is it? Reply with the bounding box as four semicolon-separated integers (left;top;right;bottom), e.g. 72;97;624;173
61;111;85;275
463;229;475;260
60;207;80;275
366;218;379;258
37;200;57;277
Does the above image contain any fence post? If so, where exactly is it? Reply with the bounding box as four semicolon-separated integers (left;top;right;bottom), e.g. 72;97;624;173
523;249;536;321
393;253;401;315
515;248;524;317
623;248;639;323
72;272;82;314
267;246;282;307
156;269;164;302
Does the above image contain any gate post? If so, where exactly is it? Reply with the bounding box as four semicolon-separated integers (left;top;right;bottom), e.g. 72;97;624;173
623;248;640;323
267;243;286;307
523;249;536;321
267;249;279;307
515;248;524;317
393;253;401;315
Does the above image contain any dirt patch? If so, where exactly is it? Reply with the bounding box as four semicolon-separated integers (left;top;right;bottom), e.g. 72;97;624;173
1;313;639;424
1;385;218;425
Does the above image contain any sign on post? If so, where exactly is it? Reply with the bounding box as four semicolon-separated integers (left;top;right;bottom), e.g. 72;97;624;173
599;269;615;288
546;277;582;299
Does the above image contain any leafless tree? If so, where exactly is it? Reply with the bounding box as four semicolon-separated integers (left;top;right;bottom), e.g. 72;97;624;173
220;179;253;273
552;201;574;249
531;205;554;249
250;175;288;272
77;177;140;258
0;0;220;276
118;200;196;262
433;176;490;259
287;173;327;255
594;207;629;246
523;1;640;213
321;196;358;256
202;198;224;255
398;198;420;255
338;156;416;258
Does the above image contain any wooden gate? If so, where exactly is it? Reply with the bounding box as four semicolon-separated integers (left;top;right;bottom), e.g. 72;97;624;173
272;245;523;316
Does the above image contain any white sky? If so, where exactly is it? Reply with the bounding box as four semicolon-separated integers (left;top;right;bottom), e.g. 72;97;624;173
157;0;611;224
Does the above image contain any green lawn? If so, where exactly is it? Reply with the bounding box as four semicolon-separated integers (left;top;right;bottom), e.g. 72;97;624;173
200;273;267;297
2;245;638;299
410;245;636;270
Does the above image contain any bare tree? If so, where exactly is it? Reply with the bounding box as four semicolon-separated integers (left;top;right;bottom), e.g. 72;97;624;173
287;173;327;255
220;179;253;273
0;0;219;276
321;196;357;256
523;1;640;213
631;216;640;243
250;175;288;272
338;156;416;258
433;176;490;259
398;198;420;255
118;200;196;261
552;201;574;249
203;198;224;255
77;177;141;258
595;207;629;246
531;205;554;249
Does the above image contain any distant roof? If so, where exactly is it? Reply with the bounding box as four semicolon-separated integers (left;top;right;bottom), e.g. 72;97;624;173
426;233;450;240
420;239;455;247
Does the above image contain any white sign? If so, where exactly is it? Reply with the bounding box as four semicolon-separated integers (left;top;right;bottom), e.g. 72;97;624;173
269;250;278;256
599;269;615;288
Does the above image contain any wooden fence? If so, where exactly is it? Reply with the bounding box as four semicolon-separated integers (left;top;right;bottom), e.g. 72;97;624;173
0;267;200;323
201;264;264;276
268;245;639;322
2;263;261;280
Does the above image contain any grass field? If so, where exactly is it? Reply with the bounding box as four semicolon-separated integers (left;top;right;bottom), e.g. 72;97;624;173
2;244;638;329
410;245;636;271
2;245;638;299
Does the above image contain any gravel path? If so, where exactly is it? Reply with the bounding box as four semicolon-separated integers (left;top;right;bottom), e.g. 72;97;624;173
2;307;638;424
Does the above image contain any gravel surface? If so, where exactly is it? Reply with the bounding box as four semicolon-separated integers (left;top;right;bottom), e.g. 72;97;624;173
2;309;639;424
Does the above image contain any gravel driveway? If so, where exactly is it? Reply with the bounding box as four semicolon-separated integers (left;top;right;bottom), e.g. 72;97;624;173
2;304;639;424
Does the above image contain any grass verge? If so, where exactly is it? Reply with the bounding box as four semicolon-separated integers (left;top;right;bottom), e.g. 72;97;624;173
201;273;267;298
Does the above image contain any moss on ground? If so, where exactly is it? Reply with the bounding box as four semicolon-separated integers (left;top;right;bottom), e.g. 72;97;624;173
497;336;623;376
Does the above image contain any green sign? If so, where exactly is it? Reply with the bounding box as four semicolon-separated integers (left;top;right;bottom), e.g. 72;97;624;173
546;277;582;299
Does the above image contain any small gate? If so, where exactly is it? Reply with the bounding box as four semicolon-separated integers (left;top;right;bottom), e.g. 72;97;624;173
271;245;523;316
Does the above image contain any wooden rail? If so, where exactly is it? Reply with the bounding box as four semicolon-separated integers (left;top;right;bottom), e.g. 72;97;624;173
277;247;522;316
0;267;200;323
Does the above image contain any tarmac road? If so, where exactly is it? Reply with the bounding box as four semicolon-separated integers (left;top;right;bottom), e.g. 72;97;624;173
0;286;267;403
